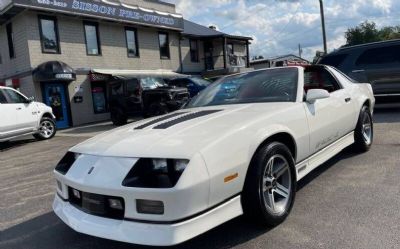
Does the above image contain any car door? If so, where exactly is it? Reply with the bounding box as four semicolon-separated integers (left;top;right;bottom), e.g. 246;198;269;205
303;66;357;154
2;88;38;133
0;89;19;139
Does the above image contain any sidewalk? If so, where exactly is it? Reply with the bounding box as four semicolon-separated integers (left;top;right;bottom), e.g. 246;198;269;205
57;119;140;138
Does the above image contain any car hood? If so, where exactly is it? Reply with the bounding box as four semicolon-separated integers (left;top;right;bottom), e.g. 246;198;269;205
71;103;297;158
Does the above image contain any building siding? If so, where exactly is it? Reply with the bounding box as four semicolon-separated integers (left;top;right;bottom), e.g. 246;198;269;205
180;38;204;73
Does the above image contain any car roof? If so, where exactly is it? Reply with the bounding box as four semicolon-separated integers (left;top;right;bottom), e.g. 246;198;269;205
326;39;400;56
0;86;15;90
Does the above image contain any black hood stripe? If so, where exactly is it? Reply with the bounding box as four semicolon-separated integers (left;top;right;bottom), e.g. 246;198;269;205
134;112;188;130
153;110;222;129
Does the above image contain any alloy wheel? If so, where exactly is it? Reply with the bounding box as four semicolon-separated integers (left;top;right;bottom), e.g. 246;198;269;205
362;112;372;145
39;120;55;138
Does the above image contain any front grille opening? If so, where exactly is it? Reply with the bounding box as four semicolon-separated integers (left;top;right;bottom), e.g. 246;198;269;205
68;187;125;220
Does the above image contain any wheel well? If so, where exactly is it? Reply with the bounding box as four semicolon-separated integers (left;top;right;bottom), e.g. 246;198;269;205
42;112;53;119
363;99;371;109
255;132;297;161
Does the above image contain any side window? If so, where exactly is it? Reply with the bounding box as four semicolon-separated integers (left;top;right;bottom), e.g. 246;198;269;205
126;79;140;96
2;89;26;103
356;45;400;66
304;68;341;93
0;90;8;103
319;54;348;68
110;82;123;96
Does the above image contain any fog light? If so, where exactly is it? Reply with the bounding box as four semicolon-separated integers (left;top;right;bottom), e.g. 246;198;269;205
136;199;164;215
108;198;124;210
72;189;81;199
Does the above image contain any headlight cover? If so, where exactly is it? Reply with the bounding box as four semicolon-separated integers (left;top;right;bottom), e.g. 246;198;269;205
122;158;189;188
55;152;79;175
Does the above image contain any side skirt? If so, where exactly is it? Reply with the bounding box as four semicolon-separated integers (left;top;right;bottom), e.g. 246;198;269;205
295;132;354;181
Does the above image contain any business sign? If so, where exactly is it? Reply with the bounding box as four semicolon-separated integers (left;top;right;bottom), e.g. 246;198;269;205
12;0;184;30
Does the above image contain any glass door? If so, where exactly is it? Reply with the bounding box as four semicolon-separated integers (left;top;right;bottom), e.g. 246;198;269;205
43;83;70;129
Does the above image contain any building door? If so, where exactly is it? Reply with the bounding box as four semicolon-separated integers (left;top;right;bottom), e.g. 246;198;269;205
204;41;214;70
43;83;70;129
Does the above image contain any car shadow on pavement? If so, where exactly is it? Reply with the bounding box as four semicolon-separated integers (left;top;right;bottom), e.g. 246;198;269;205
0;212;271;249
0;138;39;152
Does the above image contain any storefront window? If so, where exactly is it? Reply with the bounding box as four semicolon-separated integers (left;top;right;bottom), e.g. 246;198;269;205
39;15;60;53
84;22;101;55
125;28;139;58
158;32;170;59
91;82;108;114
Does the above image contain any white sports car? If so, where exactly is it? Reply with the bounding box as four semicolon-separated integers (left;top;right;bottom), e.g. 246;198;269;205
53;65;374;246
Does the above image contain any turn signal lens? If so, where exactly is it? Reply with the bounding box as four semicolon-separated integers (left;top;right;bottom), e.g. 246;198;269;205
136;199;164;215
108;199;124;210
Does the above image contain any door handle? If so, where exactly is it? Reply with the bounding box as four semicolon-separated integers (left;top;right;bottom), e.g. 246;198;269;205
345;97;351;103
16;107;22;110
351;69;365;73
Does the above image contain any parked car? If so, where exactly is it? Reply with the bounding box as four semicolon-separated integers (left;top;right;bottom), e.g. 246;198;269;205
168;77;211;97
0;86;56;142
108;76;189;125
319;39;400;101
53;65;374;246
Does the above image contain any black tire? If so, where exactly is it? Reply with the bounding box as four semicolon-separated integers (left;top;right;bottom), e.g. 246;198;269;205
353;105;373;152
242;142;296;227
33;117;57;140
147;102;169;117
111;108;128;126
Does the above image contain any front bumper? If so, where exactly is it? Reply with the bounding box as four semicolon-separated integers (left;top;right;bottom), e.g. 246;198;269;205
53;194;242;246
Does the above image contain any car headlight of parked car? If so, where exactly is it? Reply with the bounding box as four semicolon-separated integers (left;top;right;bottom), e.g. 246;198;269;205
122;158;189;188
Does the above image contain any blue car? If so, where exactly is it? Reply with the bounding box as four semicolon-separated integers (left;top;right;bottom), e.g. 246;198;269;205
168;77;211;97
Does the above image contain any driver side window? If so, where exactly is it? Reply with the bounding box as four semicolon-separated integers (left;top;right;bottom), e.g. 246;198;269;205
304;67;341;93
2;89;26;103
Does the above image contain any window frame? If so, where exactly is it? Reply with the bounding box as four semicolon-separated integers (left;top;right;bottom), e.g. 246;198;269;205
158;32;170;60
6;23;15;59
38;15;61;54
189;39;199;62
125;27;140;58
303;66;342;95
83;21;102;56
227;43;234;55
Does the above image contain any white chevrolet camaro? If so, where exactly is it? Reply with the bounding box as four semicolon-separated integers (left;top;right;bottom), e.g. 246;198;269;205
53;65;375;246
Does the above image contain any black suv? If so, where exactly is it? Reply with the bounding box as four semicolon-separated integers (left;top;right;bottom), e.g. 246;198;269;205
108;76;189;125
319;39;400;101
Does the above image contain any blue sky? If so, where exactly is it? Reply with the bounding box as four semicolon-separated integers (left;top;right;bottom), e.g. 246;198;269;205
165;0;399;61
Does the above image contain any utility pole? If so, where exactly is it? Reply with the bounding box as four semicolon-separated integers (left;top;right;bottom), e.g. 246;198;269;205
298;44;302;58
319;0;327;54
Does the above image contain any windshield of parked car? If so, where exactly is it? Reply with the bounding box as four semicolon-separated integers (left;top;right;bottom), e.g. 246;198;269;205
140;77;167;89
186;68;298;108
191;77;211;87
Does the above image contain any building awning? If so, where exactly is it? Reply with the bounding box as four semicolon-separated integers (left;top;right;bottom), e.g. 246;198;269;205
90;69;184;80
0;0;184;30
32;61;76;82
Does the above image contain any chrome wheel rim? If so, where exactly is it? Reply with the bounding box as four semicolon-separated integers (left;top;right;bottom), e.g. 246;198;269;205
262;154;292;215
362;113;372;145
39;120;55;138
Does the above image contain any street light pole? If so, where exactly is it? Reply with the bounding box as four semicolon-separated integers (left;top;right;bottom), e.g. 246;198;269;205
319;0;327;54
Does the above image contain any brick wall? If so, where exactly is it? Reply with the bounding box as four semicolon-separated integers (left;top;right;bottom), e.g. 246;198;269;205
25;11;181;72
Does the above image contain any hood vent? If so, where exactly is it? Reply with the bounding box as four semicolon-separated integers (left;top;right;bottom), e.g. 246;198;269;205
153;110;222;129
134;112;188;130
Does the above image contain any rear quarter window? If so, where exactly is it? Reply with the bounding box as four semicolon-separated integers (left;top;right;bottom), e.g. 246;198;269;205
356;45;400;66
0;90;7;103
319;54;348;68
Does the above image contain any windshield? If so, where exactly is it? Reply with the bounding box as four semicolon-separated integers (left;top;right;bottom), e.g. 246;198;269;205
140;77;167;89
191;77;211;87
186;68;298;108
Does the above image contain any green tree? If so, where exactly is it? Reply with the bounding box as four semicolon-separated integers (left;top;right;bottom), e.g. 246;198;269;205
344;21;400;46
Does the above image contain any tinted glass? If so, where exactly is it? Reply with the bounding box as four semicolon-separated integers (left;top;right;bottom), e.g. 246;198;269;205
40;17;59;53
126;79;140;96
0;90;7;103
159;33;170;59
126;29;139;57
319;54;348;68
186;68;298;108
304;67;340;93
111;82;123;95
191;77;211;86
2;89;26;103
85;23;100;55
356;45;400;66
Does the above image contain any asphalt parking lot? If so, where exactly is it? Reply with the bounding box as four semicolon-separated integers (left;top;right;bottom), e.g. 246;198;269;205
1;104;399;249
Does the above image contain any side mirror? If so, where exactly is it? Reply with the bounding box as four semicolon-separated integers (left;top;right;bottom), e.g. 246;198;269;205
306;89;330;104
26;96;35;103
